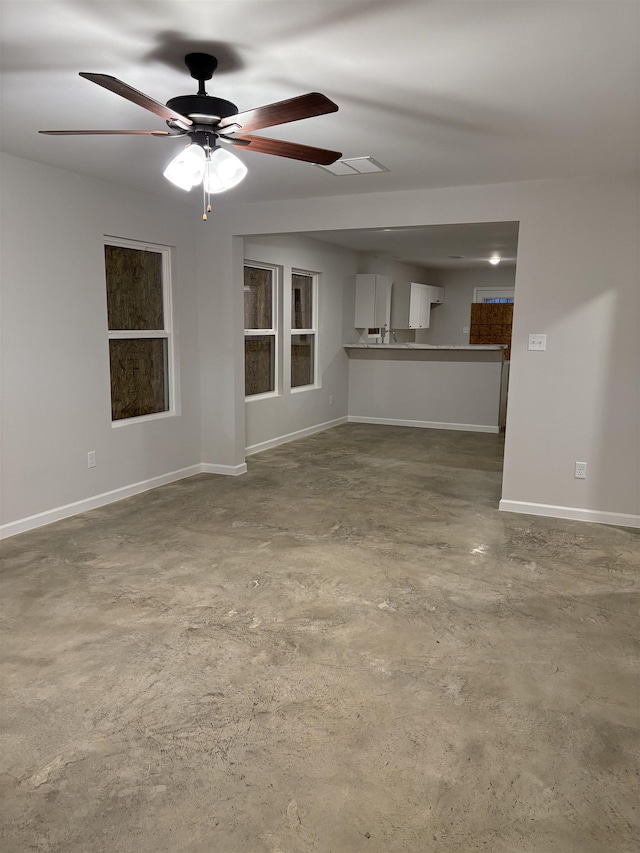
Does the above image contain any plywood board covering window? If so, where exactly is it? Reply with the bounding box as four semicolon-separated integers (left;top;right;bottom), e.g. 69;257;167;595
291;272;317;389
244;264;277;397
469;303;513;360
105;239;173;422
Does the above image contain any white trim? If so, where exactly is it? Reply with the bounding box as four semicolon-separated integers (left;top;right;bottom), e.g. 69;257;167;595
244;260;279;397
0;463;246;541
348;415;499;434
473;287;515;303
107;330;169;340
105;236;176;424
291;268;319;390
111;410;177;428
290;382;320;394
499;500;640;529
200;462;247;476
245;390;279;403
245;416;348;456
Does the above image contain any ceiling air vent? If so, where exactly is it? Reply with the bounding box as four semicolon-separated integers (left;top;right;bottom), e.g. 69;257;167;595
318;156;389;176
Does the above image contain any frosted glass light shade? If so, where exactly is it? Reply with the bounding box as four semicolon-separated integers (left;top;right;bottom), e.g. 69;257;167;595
163;144;206;190
203;148;248;194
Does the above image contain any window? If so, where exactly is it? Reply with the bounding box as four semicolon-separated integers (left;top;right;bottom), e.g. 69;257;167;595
244;263;277;397
105;238;174;423
473;288;515;304
291;271;317;389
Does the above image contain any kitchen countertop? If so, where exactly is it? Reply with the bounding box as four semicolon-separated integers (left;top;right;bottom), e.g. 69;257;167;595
344;343;505;351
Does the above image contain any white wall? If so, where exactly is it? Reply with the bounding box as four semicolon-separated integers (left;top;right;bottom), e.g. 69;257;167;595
348;349;503;431
242;234;355;453
0;153;202;534
196;172;640;527
416;266;517;346
2;158;637;532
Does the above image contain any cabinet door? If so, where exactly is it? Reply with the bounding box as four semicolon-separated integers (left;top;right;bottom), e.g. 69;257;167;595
373;278;388;326
408;283;423;328
354;276;376;327
428;286;444;304
355;275;389;327
419;287;432;328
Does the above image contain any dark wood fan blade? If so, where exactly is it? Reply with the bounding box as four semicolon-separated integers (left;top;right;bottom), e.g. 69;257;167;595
39;129;171;136
80;73;192;128
219;93;338;133
232;134;341;165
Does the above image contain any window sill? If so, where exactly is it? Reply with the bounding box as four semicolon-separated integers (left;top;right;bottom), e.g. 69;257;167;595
245;391;279;402
112;410;176;428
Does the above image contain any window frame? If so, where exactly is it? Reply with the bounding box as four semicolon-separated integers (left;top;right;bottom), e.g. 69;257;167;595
473;287;515;304
105;235;176;427
244;261;280;401
290;269;319;392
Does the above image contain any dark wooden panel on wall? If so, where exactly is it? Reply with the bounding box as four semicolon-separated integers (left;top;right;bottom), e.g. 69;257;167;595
105;246;163;331
245;335;274;395
292;273;313;329
469;303;513;360
109;338;167;420
291;334;314;387
244;266;272;329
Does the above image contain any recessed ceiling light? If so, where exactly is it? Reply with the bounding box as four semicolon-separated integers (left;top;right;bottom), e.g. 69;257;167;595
317;156;389;176
489;256;501;265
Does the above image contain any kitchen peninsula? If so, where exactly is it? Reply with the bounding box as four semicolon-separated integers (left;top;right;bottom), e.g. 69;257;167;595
344;343;506;433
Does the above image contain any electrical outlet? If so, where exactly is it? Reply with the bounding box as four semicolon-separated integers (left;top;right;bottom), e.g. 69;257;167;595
574;461;587;479
329;395;334;405
87;451;96;469
463;326;470;334
528;334;547;351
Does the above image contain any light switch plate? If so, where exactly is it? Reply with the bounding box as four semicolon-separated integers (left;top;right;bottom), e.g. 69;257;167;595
528;334;547;351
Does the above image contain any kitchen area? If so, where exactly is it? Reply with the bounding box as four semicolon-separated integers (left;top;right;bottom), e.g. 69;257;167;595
333;223;518;434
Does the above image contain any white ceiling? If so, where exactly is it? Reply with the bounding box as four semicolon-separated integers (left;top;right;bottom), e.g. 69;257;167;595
302;221;519;270
1;0;638;213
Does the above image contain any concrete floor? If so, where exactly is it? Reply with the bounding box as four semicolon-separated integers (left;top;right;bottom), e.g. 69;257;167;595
1;424;639;853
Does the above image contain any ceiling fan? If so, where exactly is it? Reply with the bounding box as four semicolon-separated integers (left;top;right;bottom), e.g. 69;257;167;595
40;53;342;217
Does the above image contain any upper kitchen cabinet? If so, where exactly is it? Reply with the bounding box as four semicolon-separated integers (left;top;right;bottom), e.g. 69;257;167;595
354;274;391;328
391;283;444;329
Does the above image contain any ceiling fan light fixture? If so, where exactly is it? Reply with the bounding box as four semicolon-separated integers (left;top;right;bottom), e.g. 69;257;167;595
163;143;206;191
203;148;248;194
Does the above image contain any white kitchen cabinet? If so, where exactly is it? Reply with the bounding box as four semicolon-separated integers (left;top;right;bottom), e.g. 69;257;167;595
354;274;391;328
391;282;444;329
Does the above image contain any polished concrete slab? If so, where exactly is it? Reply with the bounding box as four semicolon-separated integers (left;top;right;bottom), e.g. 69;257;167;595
1;424;639;853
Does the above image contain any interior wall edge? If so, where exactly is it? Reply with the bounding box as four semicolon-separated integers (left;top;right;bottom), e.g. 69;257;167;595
498;500;640;530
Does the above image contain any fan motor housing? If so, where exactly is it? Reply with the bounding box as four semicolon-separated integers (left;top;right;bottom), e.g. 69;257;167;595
166;94;238;125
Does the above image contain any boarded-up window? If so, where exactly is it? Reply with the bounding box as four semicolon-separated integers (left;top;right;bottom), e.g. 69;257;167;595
292;273;313;329
244;264;276;397
244;335;275;396
291;272;316;388
244;266;273;329
105;240;172;421
469;303;513;360
291;334;314;388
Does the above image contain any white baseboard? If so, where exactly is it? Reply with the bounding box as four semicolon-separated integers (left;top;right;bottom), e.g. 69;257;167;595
499;499;640;529
245;416;348;456
348;415;500;434
201;462;247;476
0;462;244;541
